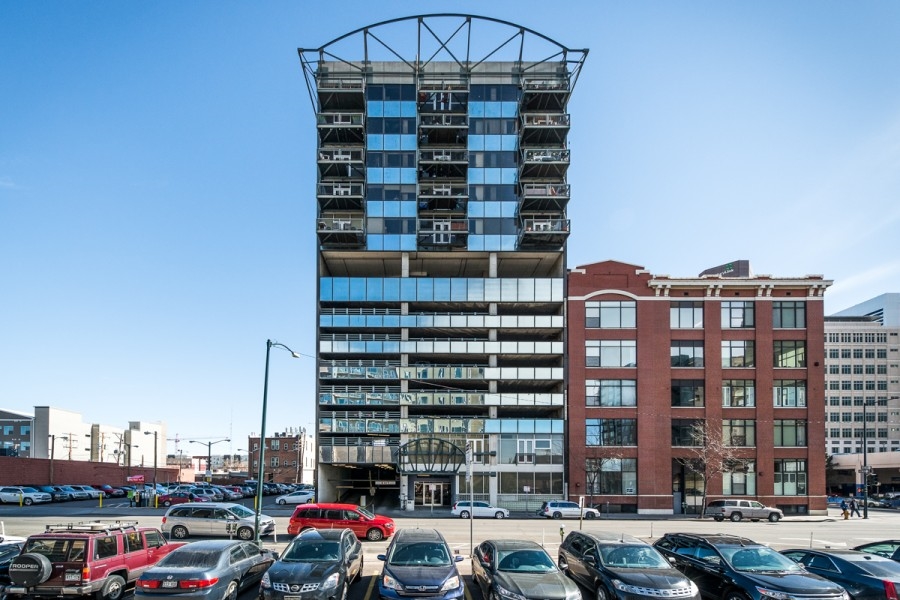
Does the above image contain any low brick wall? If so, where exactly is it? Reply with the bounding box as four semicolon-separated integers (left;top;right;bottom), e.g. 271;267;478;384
0;456;180;486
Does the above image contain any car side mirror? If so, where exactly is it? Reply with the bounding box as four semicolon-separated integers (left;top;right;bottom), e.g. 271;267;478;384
455;555;464;563
667;556;677;565
377;554;386;561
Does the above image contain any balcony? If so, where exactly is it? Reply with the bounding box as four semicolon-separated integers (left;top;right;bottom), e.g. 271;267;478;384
317;181;365;211
419;113;468;146
316;77;365;112
316;112;364;145
317;215;365;248
418;183;468;212
417;218;469;250
318;147;365;179
520;113;570;146
521;77;570;112
519;183;570;212
520;149;570;180
518;216;570;250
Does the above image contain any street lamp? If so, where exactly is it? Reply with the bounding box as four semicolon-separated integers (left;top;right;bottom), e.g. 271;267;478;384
189;439;230;482
255;339;300;544
144;431;159;491
863;399;871;519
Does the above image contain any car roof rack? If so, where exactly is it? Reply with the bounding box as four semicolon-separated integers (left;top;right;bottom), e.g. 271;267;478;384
43;521;140;533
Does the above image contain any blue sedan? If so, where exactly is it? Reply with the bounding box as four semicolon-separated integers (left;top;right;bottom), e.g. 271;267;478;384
135;540;277;600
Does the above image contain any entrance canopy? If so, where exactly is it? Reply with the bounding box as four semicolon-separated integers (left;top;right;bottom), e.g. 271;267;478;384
398;438;465;475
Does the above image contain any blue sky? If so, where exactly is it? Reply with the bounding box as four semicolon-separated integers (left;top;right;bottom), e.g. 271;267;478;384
2;1;899;457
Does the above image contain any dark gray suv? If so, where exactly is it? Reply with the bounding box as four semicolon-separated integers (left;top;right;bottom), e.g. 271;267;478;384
260;528;363;600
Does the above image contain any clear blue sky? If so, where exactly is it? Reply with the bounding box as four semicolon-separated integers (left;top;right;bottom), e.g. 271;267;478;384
2;1;899;457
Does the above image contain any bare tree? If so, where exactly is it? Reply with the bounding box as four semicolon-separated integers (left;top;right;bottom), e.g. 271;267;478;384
678;420;746;518
584;450;626;508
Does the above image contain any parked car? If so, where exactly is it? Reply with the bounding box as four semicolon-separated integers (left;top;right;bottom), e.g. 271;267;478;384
558;531;699;600
782;548;900;600
135;539;276;600
32;486;69;502
260;528;363;600
5;521;183;600
0;541;26;587
472;539;579;600
853;540;900;562
653;533;849;600
538;500;599;520
288;503;395;541
705;499;783;522
0;487;52;506
161;502;275;541
377;528;464;600
157;492;207;507
451;501;509;519
57;485;90;501
72;485;103;499
275;490;315;505
93;485;126;498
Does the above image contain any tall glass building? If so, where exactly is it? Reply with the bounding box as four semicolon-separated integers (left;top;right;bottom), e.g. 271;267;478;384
299;15;587;510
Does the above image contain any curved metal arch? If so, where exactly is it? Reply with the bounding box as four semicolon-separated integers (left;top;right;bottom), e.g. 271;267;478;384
301;13;582;55
397;437;466;475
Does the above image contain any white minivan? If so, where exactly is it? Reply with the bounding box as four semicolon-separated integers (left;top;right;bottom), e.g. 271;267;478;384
161;502;275;540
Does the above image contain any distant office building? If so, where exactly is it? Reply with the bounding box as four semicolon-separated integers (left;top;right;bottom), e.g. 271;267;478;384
0;408;32;456
824;294;900;456
299;15;587;508
567;260;831;515
247;427;315;485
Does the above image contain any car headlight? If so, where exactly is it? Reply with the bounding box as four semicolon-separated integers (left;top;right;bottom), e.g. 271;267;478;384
382;574;402;591
565;588;581;600
755;587;803;600
440;576;461;593
613;579;643;595
494;585;525;600
689;581;699;596
321;573;340;591
260;572;271;589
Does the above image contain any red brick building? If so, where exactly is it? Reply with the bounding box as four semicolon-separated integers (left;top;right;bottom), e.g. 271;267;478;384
566;260;831;515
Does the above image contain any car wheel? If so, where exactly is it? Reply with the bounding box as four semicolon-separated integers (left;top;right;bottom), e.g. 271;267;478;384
552;512;562;519
768;513;781;523
714;516;724;522
24;497;34;506
171;525;189;539
460;510;471;519
585;511;596;520
730;512;743;522
237;527;254;541
96;575;126;600
355;556;364;582
277;499;286;505
596;584;609;600
223;581;238;600
558;556;568;573
163;500;172;507
366;528;384;541
724;591;749;600
494;511;505;519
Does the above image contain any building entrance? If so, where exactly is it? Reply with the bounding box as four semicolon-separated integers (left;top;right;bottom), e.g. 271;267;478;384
414;480;451;507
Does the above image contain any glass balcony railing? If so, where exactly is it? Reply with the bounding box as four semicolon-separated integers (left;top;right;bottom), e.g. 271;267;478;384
317;113;364;126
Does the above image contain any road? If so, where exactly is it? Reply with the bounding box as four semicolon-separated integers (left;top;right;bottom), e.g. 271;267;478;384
2;500;898;600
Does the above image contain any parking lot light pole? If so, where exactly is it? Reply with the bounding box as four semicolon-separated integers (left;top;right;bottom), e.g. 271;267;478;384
189;439;230;483
255;339;301;545
144;431;159;492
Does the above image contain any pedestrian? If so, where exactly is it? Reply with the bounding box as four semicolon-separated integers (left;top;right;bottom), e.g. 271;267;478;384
840;498;849;520
850;498;862;517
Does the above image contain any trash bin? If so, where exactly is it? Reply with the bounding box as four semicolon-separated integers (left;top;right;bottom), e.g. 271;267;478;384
405;500;415;511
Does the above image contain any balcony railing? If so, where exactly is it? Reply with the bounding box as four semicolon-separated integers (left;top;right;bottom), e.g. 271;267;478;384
317;78;364;91
420;114;468;128
521;113;571;127
317;216;365;232
317;113;364;126
419;149;468;163
318;182;364;197
521;183;570;199
523;149;570;164
318;148;364;163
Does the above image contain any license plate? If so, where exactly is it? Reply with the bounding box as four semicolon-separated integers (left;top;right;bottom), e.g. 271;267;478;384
162;581;178;588
284;596;301;600
65;572;81;581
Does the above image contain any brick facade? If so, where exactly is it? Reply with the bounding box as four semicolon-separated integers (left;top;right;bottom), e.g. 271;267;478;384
0;456;179;487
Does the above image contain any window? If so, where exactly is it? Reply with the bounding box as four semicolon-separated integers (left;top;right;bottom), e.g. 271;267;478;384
722;340;755;367
774;459;807;496
585;301;636;328
586;419;637;446
775;420;807;446
723;461;756;496
773;301;806;328
671;380;705;407
672;419;702;446
774;341;806;368
723;420;755;446
586;380;637;406
671;301;703;329
270;456;279;468
586;340;636;367
774;380;807;407
671;341;704;367
722;380;755;407
721;301;754;328
585;458;637;495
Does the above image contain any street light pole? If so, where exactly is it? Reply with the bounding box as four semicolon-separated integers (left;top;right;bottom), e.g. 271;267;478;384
144;432;159;491
255;339;300;545
863;399;869;519
189;439;230;483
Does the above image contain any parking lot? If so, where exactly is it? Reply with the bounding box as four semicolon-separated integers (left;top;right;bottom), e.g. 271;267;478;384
3;500;900;600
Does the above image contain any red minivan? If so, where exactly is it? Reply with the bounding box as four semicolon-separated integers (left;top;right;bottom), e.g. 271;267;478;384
287;502;395;541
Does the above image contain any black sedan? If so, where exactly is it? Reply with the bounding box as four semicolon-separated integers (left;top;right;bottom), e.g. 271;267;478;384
1;541;26;587
782;548;900;600
558;531;699;600
135;540;277;600
260;528;363;600
854;541;900;563
472;540;580;600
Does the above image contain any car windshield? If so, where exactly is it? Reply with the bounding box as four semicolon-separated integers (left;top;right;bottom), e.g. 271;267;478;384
600;546;670;569
722;547;803;572
390;542;451;566
281;541;341;562
497;549;556;573
357;507;375;519
846;557;900;577
229;505;255;518
159;549;221;568
0;545;22;560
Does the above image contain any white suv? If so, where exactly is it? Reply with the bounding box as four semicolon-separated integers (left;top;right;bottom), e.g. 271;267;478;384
451;501;509;519
538;500;599;519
